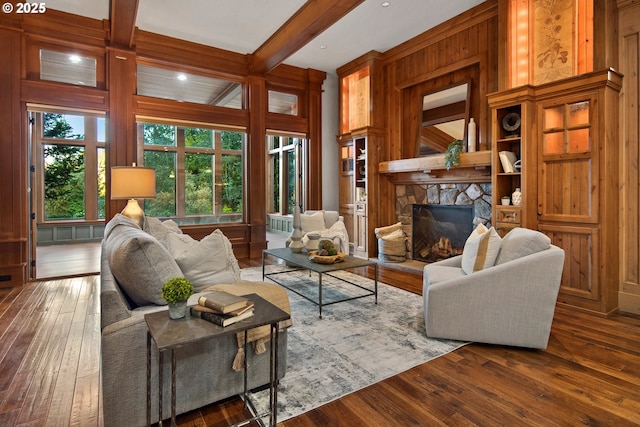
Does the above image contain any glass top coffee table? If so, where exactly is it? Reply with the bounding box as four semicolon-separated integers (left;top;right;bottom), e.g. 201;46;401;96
262;247;377;318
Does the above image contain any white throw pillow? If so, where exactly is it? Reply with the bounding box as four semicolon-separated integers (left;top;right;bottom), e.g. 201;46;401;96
461;224;502;274
300;211;326;232
166;230;240;291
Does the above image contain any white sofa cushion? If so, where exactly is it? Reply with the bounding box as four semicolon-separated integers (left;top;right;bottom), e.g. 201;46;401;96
143;216;182;247
166;229;241;292
300;211;326;232
495;227;551;265
461;224;502;274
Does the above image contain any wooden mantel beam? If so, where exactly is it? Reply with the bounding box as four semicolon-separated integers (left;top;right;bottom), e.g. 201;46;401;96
110;0;139;48
249;0;364;75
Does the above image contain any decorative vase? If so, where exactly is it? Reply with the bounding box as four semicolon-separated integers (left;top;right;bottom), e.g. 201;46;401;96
305;233;320;251
168;300;187;319
467;118;477;152
501;197;511;206
512;187;522;206
290;236;304;253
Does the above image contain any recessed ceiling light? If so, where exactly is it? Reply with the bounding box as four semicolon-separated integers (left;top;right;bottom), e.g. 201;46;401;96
177;73;187;81
382;1;390;7
320;45;327;49
69;55;82;63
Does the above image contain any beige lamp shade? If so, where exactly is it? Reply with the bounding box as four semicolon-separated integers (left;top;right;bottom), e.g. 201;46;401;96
111;166;156;199
111;165;156;227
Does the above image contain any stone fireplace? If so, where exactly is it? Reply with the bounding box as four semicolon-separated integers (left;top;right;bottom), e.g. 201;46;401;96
395;183;492;260
412;204;474;262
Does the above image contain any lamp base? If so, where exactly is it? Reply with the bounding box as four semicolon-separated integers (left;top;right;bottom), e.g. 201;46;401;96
121;199;145;228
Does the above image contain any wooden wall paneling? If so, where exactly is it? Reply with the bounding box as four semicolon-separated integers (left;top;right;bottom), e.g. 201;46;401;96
20;10;107;48
134;96;248;129
382;0;498;70
21;81;109;111
135;31;249;78
593;0;618;71
496;0;510;91
618;0;640;315
378;67;401;229
0;28;27;287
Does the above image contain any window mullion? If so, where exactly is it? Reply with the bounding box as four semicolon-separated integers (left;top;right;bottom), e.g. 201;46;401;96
176;128;186;218
84;117;98;221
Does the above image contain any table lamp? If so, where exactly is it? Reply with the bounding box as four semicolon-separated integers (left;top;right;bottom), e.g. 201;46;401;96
111;163;156;227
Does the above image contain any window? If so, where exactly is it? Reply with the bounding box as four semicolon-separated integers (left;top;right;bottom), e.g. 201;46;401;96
267;134;305;215
40;49;97;87
268;90;299;115
137;64;243;108
34;111;106;221
139;121;244;224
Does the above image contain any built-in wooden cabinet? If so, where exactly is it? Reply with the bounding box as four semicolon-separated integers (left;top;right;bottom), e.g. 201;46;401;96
536;70;622;315
337;130;379;258
337;53;383;259
489;87;536;237
338;139;355;247
490;70;622;315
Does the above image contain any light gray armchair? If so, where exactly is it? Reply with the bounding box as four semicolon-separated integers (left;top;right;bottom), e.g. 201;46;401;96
422;228;565;349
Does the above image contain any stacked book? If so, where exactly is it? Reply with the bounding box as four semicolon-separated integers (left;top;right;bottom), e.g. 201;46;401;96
190;290;254;327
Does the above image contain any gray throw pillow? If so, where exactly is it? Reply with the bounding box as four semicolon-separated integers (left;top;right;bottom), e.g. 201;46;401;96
104;218;183;306
495;227;551;265
165;229;240;292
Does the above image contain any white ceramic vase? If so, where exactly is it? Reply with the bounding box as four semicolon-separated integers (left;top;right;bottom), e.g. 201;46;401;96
467;118;477;152
512;188;522;206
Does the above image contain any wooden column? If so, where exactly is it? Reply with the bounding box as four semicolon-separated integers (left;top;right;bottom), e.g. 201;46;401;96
106;47;137;220
306;69;326;210
0;27;28;287
246;76;268;257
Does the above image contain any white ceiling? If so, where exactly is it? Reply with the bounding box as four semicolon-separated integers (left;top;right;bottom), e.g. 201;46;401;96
43;0;484;76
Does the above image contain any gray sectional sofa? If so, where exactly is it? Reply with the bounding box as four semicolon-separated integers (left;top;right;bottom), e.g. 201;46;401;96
100;214;289;426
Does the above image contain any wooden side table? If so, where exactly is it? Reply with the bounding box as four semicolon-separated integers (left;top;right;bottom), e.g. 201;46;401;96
145;293;290;427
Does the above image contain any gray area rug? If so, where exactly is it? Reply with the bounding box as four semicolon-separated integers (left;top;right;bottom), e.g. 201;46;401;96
240;265;467;422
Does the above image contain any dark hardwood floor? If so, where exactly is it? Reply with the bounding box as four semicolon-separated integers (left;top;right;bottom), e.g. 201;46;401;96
0;255;639;426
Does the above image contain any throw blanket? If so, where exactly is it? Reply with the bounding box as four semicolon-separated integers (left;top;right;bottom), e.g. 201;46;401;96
205;281;292;371
301;220;350;254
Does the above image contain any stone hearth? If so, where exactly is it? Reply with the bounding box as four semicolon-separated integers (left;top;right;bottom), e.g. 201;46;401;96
395;183;492;260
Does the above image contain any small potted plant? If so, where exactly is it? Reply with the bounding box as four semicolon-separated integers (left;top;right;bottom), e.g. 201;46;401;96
162;277;194;319
444;140;464;170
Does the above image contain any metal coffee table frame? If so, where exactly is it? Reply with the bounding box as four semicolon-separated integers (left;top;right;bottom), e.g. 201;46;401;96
262;247;377;318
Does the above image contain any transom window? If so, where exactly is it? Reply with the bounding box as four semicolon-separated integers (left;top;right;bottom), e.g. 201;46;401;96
137;64;243;108
138;121;244;224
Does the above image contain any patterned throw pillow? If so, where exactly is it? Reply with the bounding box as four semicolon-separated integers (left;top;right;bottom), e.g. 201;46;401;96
461;224;502;274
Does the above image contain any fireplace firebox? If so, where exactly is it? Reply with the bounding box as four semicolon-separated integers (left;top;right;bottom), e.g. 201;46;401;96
412;205;474;262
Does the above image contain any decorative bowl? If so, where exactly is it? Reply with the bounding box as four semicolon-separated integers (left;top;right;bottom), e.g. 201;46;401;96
308;251;346;264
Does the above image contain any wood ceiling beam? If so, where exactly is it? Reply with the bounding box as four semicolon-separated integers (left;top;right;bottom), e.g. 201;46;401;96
110;0;139;48
249;0;364;75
